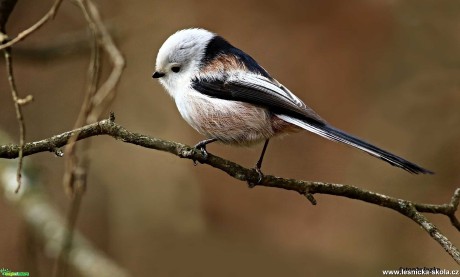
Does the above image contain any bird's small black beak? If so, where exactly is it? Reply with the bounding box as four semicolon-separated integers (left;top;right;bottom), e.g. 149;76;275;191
152;71;165;79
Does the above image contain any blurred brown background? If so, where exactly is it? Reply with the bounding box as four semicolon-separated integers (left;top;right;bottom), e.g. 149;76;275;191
1;0;460;276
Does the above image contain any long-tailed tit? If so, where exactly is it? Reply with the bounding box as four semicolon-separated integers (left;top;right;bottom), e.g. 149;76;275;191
152;28;433;179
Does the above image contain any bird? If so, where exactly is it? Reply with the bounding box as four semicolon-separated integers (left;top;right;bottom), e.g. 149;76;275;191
152;28;433;181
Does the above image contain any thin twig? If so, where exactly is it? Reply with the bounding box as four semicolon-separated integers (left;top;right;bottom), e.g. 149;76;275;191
402;203;460;263
56;1;104;275
62;0;101;195
0;0;31;194
0;0;61;195
3;46;32;193
0;0;63;51
0;117;458;264
53;167;87;277
83;0;125;123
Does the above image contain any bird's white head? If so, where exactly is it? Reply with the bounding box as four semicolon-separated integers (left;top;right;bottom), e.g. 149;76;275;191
153;28;215;97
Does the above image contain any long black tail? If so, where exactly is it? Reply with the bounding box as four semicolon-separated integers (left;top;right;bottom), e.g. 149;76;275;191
277;115;433;174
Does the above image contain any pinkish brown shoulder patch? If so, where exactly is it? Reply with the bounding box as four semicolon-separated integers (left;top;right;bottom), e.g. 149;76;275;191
202;54;247;73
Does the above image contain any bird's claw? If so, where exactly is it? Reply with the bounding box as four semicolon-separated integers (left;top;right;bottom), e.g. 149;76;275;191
193;143;209;165
200;147;209;160
248;167;264;188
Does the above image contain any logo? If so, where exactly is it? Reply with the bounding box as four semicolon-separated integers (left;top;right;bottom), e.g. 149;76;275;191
0;268;29;276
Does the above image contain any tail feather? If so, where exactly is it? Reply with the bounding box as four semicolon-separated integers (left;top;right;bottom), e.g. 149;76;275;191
277;115;433;174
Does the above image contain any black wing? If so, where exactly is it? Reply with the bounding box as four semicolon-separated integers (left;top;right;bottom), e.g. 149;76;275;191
191;72;326;125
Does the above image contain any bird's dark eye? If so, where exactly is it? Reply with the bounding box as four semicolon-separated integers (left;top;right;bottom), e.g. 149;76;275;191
171;66;181;73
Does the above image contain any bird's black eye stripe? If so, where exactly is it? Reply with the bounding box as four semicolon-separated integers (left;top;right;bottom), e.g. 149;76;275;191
171;66;181;73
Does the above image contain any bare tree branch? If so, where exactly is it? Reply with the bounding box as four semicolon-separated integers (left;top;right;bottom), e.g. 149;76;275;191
55;1;104;274
3;47;29;193
33;0;125;274
0;0;63;51
84;0;125;123
1;1;127;274
0;116;459;264
1;0;33;193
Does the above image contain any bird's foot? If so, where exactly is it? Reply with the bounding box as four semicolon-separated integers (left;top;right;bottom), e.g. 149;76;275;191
193;141;211;165
247;167;264;188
